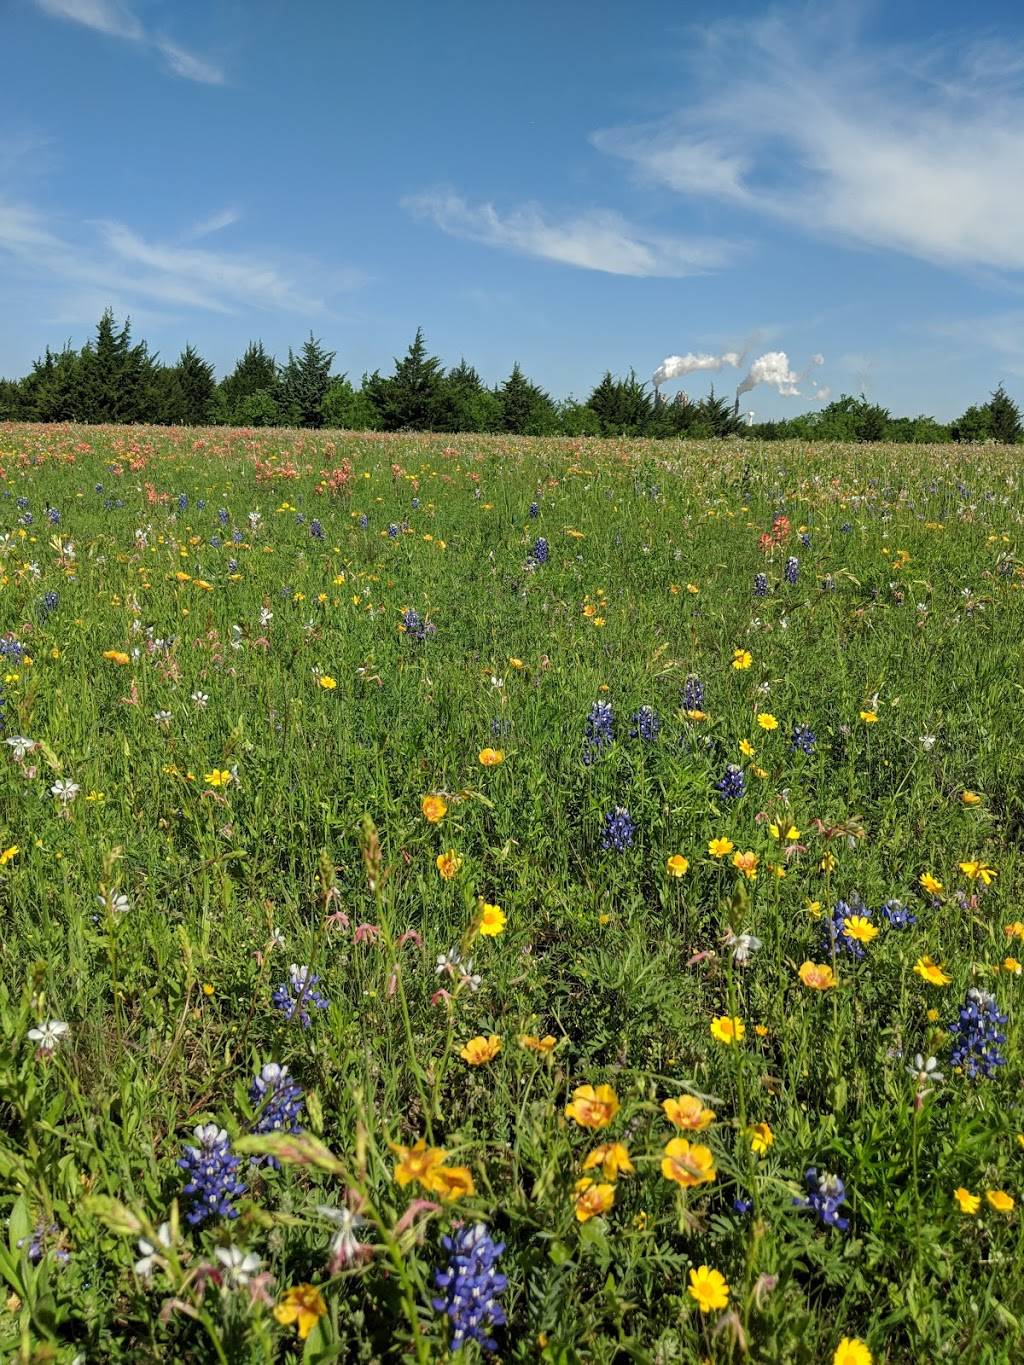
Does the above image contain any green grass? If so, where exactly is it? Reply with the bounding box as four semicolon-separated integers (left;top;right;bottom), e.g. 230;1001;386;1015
0;423;1022;1363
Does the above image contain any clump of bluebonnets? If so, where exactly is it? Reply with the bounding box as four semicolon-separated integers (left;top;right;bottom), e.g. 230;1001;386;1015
249;1063;305;1166
785;555;799;584
178;1124;247;1226
272;964;330;1028
754;572;768;597
401;608;435;642
582;699;614;766
602;806;635;852
880;898;916;929
715;764;745;800
630;705;660;742
682;674;705;712
948;988;1007;1078
790;724;816;755
795;1168;850;1231
433;1222;507;1354
822;899;874;960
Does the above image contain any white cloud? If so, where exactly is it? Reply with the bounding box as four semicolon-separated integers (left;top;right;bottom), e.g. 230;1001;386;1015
592;15;1024;273
187;207;241;240
154;38;224;86
0;195;358;319
403;191;739;277
35;0;142;40
34;0;223;84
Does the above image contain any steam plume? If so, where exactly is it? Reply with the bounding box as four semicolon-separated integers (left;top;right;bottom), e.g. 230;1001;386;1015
652;350;741;389
735;350;823;401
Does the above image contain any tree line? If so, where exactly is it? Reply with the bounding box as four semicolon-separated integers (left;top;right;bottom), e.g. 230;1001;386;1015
0;309;1020;443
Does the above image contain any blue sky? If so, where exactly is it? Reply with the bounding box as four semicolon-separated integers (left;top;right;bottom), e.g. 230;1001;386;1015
2;0;1023;418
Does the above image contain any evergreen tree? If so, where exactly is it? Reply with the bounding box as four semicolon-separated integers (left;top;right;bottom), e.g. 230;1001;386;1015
77;309;157;423
320;377;380;429
217;342;278;422
367;328;447;431
950;403;992;443
558;398;602;436
986;384;1022;444
278;334;335;428
586;370;653;436
497;363;558;435
438;359;501;432
22;345;82;421
163;344;216;425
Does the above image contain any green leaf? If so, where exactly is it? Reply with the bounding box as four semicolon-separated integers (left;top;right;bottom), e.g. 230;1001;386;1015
233;1131;346;1174
82;1196;142;1236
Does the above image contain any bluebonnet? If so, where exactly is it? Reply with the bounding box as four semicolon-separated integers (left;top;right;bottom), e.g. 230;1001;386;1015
294;513;306;526
822;899;873;960
387;522;400;538
227;558;238;574
582;699;614;765
949;988;1007;1078
715;764;745;800
630;705;660;742
232;528;244;544
754;572;768;597
38;590;59;622
840;522;852;534
177;493;188;512
18;1221;69;1265
401;608;435;642
433;1223;507;1354
790;724;816;755
0;639;25;663
19;512;32;526
800;531;811;548
95;483;104;494
795;1168;849;1231
47;507;60;525
16;497;28;510
682;674;704;712
197;499;206;511
178;1124;247;1226
528;501;539;518
249;1063;304;1166
531;536;549;565
411;497;420;510
272;964;330;1028
881;898;916;929
310;518;324;540
358;513;369;529
784;556;799;584
602;806;635;852
218;507;229;526
210;534;222;549
733;1198;753;1215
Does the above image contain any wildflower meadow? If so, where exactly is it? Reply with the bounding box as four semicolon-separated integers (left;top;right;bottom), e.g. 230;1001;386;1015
1;422;1022;1363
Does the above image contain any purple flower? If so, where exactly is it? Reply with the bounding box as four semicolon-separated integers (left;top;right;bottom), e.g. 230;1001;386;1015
433;1223;507;1354
949;988;1007;1078
249;1063;305;1166
602;806;635;852
715;764;745;800
272;964;329;1028
795;1167;849;1231
178;1124;247;1226
630;705;660;742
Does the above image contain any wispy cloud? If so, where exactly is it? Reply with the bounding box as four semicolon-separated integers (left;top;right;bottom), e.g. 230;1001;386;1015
403;191;739;277
186;207;241;241
931;313;1024;378
34;0;224;84
0;194;360;319
592;13;1024;274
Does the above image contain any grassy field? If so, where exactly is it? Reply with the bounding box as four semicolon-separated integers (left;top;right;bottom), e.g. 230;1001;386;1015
0;422;1022;1363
